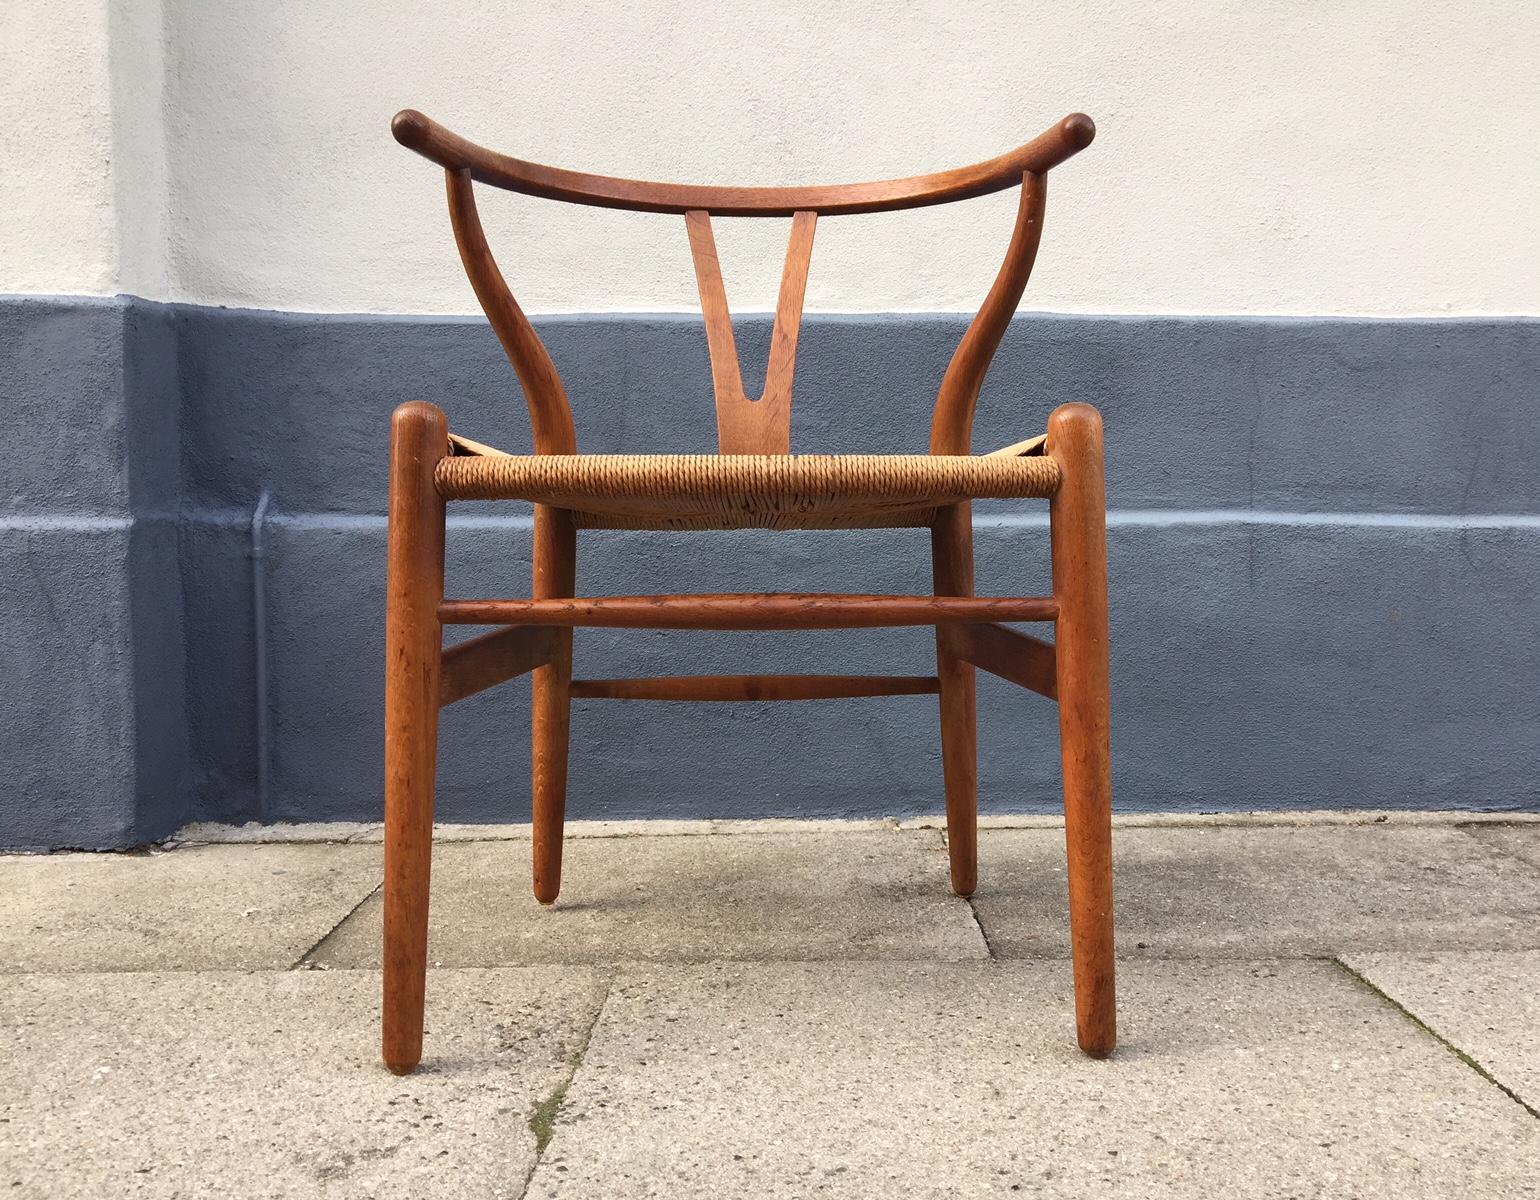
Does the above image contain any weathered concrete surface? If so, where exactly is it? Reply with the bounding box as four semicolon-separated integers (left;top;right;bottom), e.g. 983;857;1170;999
1344;949;1540;1114
172;811;1540;845
313;831;986;968
0;968;606;1199
174;820;384;844
174;817;900;845
528;961;1539;1198
971;825;1540;959
0;844;382;971
6;823;1540;1197
1464;823;1540;872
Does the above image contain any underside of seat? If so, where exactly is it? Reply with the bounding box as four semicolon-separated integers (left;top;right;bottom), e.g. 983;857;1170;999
434;448;1063;530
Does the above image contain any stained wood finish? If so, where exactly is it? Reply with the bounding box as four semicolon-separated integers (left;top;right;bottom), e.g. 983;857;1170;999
438;593;1058;629
1047;402;1116;1058
446;169;576;454
531;505;575;905
439;624;558;706
954;622;1058;700
396;109;1094;216
382;401;448;1076
570;674;939;701
686;209;816;453
386;106;1116;1068
932;172;1047;454
931;503;979;897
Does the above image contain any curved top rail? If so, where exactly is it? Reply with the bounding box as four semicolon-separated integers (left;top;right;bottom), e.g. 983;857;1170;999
391;109;1094;216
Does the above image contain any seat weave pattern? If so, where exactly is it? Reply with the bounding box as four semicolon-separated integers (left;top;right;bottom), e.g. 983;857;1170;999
434;452;1062;531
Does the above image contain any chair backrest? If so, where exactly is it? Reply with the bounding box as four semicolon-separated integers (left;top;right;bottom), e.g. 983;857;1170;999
392;109;1095;456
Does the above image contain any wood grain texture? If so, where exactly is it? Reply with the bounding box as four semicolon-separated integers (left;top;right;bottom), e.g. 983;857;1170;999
438;593;1058;629
1047;401;1116;1058
396;109;1094;216
931;172;1047;454
685;209;816;453
954;622;1059;700
439;624;557;706
388;107;1114;1065
570;674;940;702
382;401;448;1076
530;505;575;905
932;503;979;897
446;169;577;454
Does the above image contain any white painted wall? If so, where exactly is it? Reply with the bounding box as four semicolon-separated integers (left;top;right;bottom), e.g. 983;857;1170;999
6;1;1539;316
1;0;117;295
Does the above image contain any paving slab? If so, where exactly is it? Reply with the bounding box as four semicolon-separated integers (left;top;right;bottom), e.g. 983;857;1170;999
529;960;1538;1198
1343;949;1540;1113
0;967;608;1199
314;831;985;968
1463;823;1540;872
0;844;384;971
972;825;1540;959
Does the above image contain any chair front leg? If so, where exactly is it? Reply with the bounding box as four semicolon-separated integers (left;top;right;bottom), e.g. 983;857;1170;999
383;401;448;1075
1047;402;1116;1058
932;503;979;897
531;504;575;904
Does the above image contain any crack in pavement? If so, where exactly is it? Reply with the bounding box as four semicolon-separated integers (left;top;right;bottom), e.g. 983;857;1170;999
517;975;614;1200
290;883;382;969
1333;958;1539;1121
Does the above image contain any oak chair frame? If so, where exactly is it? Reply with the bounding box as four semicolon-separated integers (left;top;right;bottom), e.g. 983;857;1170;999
383;108;1114;1073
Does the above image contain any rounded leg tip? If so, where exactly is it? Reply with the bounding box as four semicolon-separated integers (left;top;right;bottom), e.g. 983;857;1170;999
533;864;561;907
392;399;447;433
951;878;977;899
1047;400;1103;435
383;1056;420;1076
1077;1033;1116;1059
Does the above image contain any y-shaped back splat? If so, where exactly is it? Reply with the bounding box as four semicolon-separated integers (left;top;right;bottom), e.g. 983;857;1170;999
685;210;817;455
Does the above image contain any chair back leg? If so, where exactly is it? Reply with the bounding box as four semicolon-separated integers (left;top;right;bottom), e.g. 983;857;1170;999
1047;402;1116;1057
932;503;979;897
531;504;576;904
382;401;448;1075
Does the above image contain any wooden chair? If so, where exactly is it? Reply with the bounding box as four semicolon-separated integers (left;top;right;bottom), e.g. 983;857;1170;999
383;108;1114;1073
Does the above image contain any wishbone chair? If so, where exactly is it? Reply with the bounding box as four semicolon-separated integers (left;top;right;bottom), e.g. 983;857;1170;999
383;107;1113;1073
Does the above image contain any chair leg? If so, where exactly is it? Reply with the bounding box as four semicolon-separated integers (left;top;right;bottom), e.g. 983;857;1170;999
1047;402;1116;1058
531;504;575;904
932;503;978;898
382;401;448;1075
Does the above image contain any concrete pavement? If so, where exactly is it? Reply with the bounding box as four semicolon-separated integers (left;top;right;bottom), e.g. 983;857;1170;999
3;815;1538;1197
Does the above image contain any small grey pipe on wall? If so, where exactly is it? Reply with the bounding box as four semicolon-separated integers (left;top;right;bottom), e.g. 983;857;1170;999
250;491;272;822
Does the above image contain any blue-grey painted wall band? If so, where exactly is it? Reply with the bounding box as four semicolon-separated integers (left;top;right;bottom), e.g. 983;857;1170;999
1;295;1536;847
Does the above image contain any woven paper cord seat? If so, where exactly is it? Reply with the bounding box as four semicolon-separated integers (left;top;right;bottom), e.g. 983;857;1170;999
435;450;1063;530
